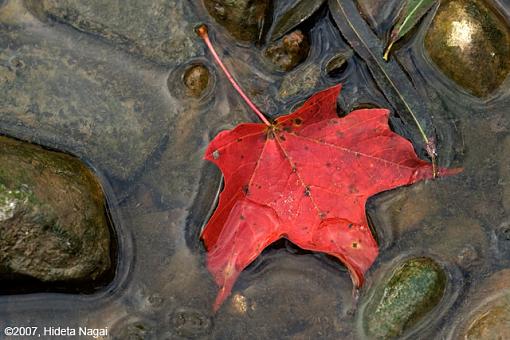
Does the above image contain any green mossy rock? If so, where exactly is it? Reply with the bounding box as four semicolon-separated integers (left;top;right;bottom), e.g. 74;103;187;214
0;136;111;282
363;257;447;339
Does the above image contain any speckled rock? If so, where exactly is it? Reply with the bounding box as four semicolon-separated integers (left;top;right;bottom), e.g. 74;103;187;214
278;63;321;99
264;30;309;72
425;0;510;97
25;0;201;65
0;136;110;282
0;1;174;180
362;257;446;339
204;0;270;43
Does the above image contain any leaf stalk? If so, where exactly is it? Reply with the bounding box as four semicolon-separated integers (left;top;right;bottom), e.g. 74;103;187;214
196;24;272;127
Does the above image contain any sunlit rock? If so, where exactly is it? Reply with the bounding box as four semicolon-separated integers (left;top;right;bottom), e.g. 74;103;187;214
425;0;510;97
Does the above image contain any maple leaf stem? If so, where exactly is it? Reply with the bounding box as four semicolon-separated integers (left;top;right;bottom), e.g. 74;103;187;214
196;24;272;127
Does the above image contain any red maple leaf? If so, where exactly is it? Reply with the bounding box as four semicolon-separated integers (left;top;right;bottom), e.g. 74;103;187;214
196;25;459;311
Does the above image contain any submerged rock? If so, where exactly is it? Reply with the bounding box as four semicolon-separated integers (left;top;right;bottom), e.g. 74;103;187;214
464;298;510;339
26;0;201;65
182;64;211;97
264;30;309;72
453;270;510;338
204;0;270;43
425;0;510;97
0;4;172;180
0;136;111;282
362;257;446;339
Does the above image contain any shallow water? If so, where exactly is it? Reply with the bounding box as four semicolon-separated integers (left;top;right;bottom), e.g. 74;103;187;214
1;0;510;338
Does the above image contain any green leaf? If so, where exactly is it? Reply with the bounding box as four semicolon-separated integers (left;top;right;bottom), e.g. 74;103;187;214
328;0;438;174
270;0;326;41
384;0;437;60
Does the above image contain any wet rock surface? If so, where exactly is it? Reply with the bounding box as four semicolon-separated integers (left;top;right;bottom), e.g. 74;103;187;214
425;0;510;97
362;257;446;339
0;136;110;283
26;0;201;65
204;0;270;43
264;30;309;72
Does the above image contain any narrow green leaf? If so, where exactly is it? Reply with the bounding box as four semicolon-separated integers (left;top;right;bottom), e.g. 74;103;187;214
270;0;326;41
384;0;437;60
328;0;438;174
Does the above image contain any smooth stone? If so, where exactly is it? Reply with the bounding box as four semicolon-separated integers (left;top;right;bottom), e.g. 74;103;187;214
264;30;309;72
0;3;173;180
0;136;110;282
453;270;510;338
182;64;210;97
278;63;320;99
363;257;446;339
204;0;270;43
25;0;201;65
465;299;510;339
325;53;349;78
425;0;510;97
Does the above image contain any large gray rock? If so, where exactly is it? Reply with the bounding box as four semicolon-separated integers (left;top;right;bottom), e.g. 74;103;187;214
0;136;110;282
26;0;202;65
0;1;175;180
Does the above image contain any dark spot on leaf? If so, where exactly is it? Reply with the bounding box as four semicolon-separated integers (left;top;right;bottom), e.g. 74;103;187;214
293;118;303;126
283;126;292;132
352;242;358;248
242;185;249;195
326;162;331;167
304;186;311;196
348;223;353;229
319;212;326;219
237;138;242;142
279;134;286;141
240;215;245;220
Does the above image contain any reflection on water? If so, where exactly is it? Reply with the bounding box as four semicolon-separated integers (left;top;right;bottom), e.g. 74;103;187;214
0;0;509;338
